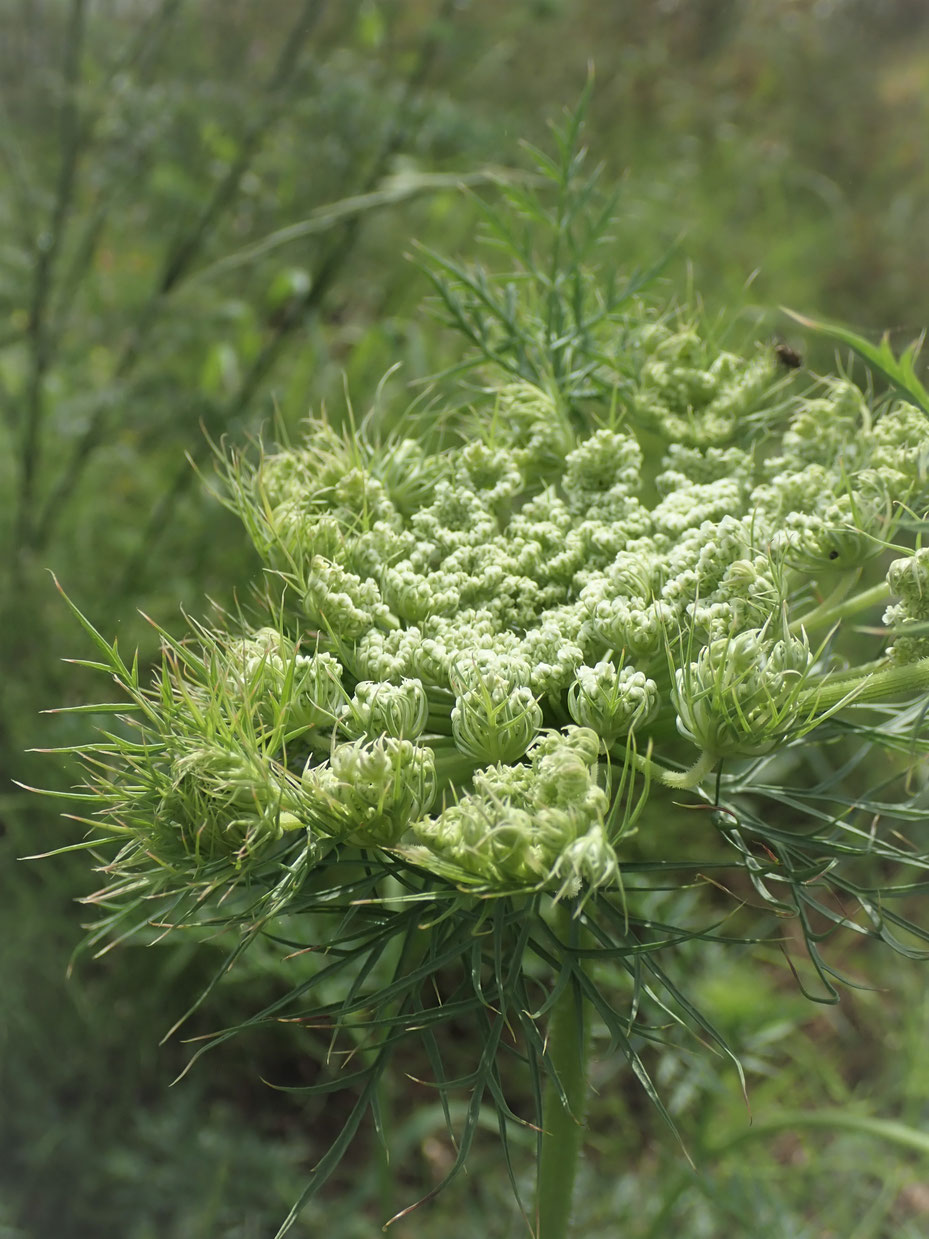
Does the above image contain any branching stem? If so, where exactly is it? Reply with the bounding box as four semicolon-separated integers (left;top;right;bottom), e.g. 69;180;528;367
789;579;890;636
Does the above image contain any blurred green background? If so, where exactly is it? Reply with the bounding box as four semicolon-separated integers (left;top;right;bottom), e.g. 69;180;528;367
2;2;929;1236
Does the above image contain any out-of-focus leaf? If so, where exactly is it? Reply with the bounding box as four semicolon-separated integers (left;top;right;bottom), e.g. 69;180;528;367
785;308;929;414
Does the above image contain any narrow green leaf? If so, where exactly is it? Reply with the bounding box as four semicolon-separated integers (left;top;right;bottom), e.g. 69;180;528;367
784;309;929;413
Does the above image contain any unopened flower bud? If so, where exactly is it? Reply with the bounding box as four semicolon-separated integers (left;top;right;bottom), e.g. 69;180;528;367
339;677;429;740
674;627;813;758
568;660;660;745
451;674;542;764
302;738;437;847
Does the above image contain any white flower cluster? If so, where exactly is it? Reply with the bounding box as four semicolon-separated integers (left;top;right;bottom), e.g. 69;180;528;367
210;339;929;894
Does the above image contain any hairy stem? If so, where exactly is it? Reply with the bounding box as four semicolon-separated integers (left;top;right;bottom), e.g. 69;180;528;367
537;905;590;1239
629;746;718;790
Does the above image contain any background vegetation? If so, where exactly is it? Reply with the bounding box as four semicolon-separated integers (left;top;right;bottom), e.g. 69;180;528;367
2;1;929;1235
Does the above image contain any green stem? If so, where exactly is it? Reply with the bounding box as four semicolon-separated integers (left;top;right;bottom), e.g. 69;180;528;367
629;747;718;790
537;906;590;1239
789;579;890;636
428;739;481;790
363;893;427;1223
800;653;929;711
787;568;860;634
808;656;888;686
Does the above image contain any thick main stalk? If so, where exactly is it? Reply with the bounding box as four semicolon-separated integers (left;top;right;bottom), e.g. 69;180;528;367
537;906;591;1239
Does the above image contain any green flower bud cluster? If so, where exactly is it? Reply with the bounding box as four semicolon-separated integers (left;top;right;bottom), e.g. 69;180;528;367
491;381;575;474
517;610;586;695
655;444;754;494
562;429;643;514
410;482;500;553
338;677;429;741
631;327;779;447
567;660;660;745
779;379;869;467
369;437;445;516
412;727;616;896
331;468;400;529
223;628;344;737
581;592;674;659
871;402;929;498
302;737;437;847
450;661;543;764
379;561;461;623
245;431;406;575
686;553;782;641
673;627;814;758
651;477;748;539
167;740;304;858
261;504;344;572
254;445;319;507
765;475;895;572
454;440;524;510
303;556;396;638
209;355;929;888
69;309;929;907
884;549;929;664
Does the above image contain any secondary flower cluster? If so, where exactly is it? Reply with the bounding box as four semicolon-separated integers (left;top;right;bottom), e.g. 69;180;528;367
72;323;929;904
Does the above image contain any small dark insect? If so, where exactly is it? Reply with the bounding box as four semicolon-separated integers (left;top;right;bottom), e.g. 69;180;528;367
774;342;803;369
